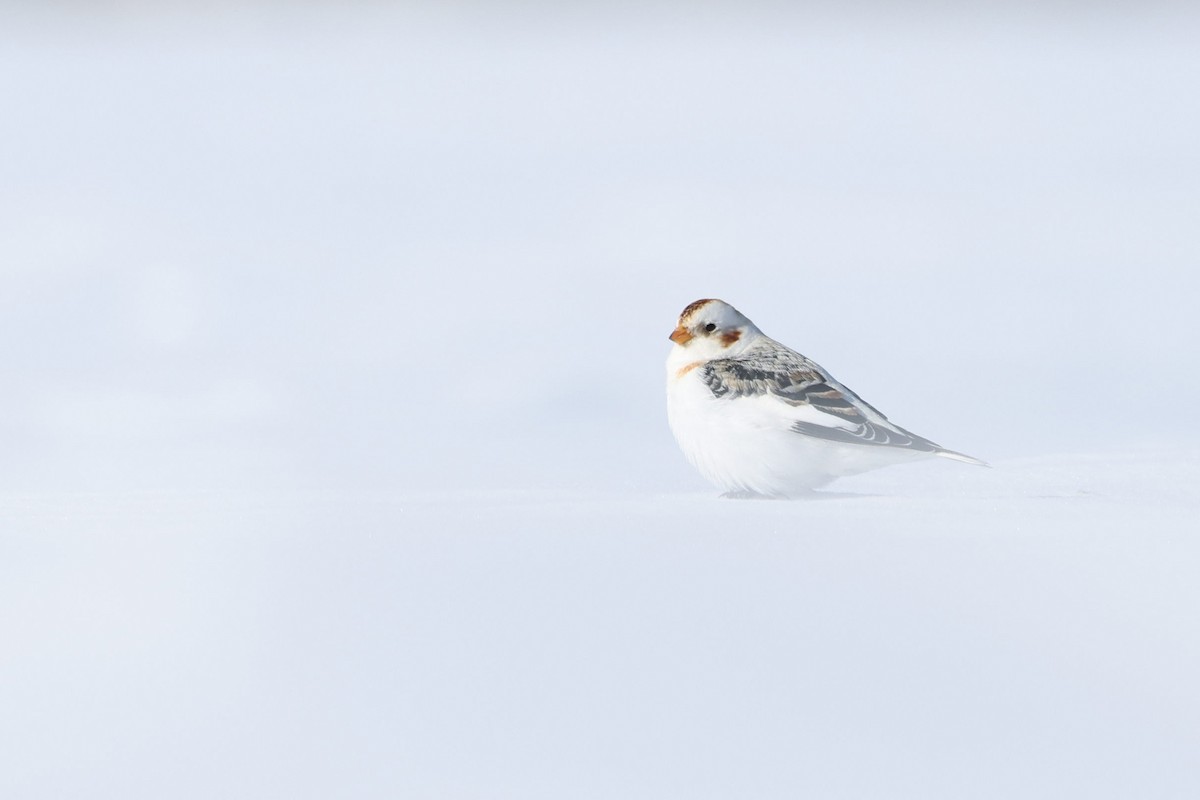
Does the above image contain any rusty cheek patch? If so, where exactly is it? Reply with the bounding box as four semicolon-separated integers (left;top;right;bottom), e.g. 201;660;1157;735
720;329;742;347
669;327;694;345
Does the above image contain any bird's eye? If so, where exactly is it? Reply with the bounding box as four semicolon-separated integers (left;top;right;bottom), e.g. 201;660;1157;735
703;323;717;333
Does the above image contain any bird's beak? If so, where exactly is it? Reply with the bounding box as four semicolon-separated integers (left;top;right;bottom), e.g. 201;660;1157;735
669;326;693;345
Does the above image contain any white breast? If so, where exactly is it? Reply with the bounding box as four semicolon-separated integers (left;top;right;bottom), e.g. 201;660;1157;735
665;360;926;496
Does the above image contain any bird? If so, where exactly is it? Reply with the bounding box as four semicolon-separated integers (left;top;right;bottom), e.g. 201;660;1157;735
666;298;985;496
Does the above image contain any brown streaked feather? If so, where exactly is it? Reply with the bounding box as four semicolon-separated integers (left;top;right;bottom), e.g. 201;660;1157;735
679;298;716;322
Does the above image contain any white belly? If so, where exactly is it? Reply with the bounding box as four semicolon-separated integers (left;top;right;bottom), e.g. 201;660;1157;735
666;366;925;496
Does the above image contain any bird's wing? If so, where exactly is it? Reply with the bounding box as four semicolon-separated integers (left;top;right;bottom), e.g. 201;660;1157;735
699;345;945;453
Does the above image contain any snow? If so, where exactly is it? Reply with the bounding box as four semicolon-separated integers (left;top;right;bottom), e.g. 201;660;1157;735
3;3;1200;798
4;452;1199;798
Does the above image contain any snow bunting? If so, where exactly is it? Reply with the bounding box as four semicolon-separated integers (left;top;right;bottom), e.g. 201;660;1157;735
666;299;985;496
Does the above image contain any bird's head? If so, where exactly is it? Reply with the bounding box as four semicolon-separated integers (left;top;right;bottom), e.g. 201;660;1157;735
668;298;758;357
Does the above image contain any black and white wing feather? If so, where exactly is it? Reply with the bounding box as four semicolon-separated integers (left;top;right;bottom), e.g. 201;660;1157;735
700;341;983;463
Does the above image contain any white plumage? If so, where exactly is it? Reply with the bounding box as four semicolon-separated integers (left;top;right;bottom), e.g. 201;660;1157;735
666;299;984;496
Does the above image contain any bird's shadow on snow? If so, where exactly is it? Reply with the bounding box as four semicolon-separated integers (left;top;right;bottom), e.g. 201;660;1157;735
719;490;880;501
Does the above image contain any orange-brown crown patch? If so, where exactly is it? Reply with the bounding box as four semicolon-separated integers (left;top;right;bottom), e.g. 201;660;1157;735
679;298;716;322
720;329;742;347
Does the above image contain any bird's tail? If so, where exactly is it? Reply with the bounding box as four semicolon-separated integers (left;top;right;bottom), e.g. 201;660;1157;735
934;448;990;467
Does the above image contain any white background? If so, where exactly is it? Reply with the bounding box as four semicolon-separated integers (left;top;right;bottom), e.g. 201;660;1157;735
2;3;1198;797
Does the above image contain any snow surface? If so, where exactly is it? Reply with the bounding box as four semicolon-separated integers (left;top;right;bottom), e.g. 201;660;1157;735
3;3;1200;798
3;452;1199;798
